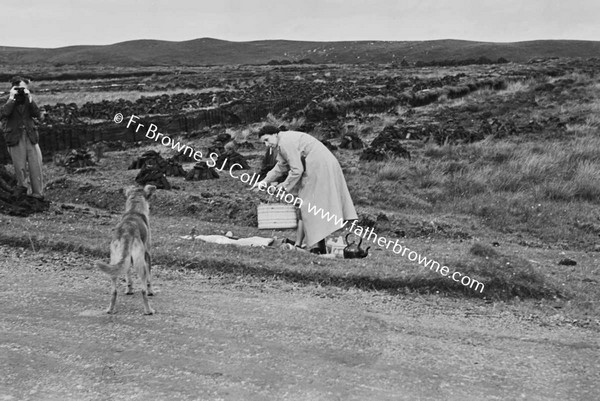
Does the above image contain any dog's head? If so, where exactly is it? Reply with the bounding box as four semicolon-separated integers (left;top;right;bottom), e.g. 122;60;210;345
126;184;156;198
124;185;156;215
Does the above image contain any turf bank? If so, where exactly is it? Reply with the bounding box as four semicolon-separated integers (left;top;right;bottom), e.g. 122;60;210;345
127;113;302;206
127;114;204;161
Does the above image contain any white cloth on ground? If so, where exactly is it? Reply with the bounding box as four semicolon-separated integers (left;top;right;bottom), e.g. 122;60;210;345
179;234;274;247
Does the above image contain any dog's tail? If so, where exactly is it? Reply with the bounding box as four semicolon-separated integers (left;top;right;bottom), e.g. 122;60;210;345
95;238;133;277
95;259;129;276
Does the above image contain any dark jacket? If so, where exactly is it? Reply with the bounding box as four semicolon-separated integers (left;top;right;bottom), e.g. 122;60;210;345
1;99;41;147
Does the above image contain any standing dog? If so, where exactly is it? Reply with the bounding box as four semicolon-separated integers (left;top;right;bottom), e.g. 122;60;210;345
96;185;156;315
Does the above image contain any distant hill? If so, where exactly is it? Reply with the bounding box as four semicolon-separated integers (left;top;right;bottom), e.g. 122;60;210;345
1;38;599;66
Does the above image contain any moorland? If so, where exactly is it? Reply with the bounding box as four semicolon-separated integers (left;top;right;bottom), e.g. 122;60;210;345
1;42;600;399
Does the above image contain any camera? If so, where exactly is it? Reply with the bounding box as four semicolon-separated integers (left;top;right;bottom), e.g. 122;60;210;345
13;86;27;104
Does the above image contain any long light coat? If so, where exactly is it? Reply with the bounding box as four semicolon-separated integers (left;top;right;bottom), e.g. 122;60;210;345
264;131;358;247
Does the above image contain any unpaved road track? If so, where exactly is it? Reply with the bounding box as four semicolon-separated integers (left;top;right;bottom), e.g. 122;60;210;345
1;245;598;401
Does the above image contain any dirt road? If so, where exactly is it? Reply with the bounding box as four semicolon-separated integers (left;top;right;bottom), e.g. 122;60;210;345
1;244;598;401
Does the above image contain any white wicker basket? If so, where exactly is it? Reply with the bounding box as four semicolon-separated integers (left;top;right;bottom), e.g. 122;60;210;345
257;203;298;229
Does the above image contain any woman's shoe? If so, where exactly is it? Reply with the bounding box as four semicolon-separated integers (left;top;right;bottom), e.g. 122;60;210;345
310;239;328;255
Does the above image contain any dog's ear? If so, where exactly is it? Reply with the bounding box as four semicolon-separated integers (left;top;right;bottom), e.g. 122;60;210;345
144;185;157;198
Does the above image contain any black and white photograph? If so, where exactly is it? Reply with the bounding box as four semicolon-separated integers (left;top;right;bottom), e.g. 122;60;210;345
1;0;599;399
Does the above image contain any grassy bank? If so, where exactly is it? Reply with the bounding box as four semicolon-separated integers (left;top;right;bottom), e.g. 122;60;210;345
0;209;564;301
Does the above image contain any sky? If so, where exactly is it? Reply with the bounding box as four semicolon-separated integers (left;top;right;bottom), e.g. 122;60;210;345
2;0;599;48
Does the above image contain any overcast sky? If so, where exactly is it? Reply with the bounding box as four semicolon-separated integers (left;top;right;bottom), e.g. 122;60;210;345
3;0;599;48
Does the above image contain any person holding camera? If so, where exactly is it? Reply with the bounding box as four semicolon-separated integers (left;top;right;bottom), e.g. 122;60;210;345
1;76;44;198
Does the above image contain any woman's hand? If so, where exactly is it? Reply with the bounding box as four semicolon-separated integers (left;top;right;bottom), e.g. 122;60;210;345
251;180;268;192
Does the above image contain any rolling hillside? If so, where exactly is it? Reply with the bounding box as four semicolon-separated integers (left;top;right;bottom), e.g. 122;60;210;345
1;38;599;66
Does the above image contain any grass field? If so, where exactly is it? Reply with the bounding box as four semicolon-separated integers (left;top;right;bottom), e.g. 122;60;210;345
1;59;599;332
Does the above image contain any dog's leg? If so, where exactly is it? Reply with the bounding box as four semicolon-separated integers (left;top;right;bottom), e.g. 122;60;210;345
140;288;154;315
136;250;155;315
106;277;118;314
145;252;154;296
125;267;134;295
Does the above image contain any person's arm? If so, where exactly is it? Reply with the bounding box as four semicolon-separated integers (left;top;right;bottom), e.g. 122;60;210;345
278;145;304;191
1;92;16;118
263;151;289;184
1;98;15;118
28;99;41;119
